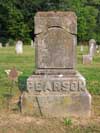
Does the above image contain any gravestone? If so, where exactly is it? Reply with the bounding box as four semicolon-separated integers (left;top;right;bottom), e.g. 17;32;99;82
15;40;23;54
83;54;92;64
80;45;83;52
25;12;91;117
83;39;96;64
0;42;2;48
96;45;100;53
89;39;96;57
5;42;9;47
31;40;34;47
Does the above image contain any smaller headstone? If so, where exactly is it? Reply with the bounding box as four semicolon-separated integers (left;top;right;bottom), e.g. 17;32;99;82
83;54;92;64
80;45;83;52
96;45;100;53
5;42;9;47
0;42;3;48
15;40;23;54
96;45;98;49
89;39;96;57
31;40;34;47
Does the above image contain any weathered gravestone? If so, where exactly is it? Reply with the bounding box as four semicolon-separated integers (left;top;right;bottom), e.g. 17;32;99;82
15;40;23;54
89;39;96;57
83;54;92;64
83;39;96;64
5;42;9;47
0;42;2;48
80;45;83;52
25;12;91;117
31;40;34;47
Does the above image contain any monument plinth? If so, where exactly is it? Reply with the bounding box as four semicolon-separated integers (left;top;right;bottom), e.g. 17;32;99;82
25;12;91;117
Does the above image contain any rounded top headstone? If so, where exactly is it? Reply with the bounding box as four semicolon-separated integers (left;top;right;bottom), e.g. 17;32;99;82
89;39;96;45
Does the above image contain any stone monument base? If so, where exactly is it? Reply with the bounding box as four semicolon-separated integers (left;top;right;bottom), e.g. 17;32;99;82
23;72;91;117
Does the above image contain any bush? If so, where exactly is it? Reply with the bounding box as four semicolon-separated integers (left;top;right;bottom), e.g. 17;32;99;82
18;76;28;92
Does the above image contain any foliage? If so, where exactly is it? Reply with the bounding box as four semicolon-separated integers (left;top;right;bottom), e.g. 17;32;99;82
64;118;73;126
0;0;100;43
18;76;28;92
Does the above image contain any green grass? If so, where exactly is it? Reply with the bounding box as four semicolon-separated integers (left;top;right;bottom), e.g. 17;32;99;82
0;45;100;133
0;45;100;100
77;46;100;94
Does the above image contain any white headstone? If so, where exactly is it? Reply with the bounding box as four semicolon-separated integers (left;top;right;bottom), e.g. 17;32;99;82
89;39;96;57
15;40;23;54
83;54;92;64
96;45;98;49
5;42;9;47
80;45;83;52
0;43;3;48
31;40;34;47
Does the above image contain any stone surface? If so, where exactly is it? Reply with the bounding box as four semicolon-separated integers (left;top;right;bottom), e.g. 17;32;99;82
80;45;83;52
89;39;96;57
31;40;34;47
23;91;91;117
83;54;92;64
27;72;86;93
0;43;2;48
26;11;91;118
25;72;91;117
5;42;9;47
35;12;77;71
15;40;23;54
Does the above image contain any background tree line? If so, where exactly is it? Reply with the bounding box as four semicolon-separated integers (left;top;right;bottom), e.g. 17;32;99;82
0;0;100;45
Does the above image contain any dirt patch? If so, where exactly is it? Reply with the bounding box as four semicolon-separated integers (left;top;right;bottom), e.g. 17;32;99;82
0;95;100;133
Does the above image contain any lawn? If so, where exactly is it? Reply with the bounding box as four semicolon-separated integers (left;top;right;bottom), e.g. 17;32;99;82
0;45;100;133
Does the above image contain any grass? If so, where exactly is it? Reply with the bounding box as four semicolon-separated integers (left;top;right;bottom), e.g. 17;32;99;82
0;45;100;133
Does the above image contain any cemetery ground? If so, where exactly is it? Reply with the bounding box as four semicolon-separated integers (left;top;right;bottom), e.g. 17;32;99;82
0;46;100;133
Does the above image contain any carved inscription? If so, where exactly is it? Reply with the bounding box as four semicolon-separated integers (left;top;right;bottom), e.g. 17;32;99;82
28;80;86;92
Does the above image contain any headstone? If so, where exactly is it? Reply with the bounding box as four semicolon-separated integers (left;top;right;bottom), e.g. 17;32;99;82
89;39;96;57
83;54;92;64
83;39;96;64
25;12;91;118
96;45;98;49
96;45;100;53
31;40;34;47
0;42;2;48
5;42;9;47
80;45;83;52
15;40;23;54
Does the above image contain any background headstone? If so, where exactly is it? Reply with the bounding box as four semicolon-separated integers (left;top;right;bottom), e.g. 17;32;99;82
31;40;34;47
0;42;3;48
5;42;9;47
15;40;23;54
80;45;84;52
89;39;96;57
83;54;92;64
96;45;100;53
83;39;96;64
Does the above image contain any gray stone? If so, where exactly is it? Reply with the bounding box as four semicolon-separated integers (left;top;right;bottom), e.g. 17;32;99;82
83;54;92;64
25;11;91;118
23;91;91;117
89;39;96;57
5;42;9;47
31;40;34;47
35;12;77;71
0;43;2;48
80;45;83;52
15;40;23;54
